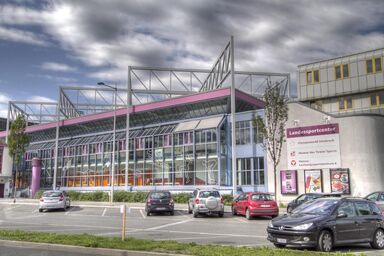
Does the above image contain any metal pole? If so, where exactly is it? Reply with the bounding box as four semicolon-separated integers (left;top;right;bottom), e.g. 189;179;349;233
125;67;131;191
53;88;61;190
5;102;10;144
230;36;237;197
111;87;116;204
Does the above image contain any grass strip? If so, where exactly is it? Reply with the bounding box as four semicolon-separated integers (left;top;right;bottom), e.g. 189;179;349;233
0;229;359;256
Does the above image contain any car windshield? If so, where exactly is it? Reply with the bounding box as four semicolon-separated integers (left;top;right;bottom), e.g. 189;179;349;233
295;199;339;215
251;194;272;201
199;191;220;198
150;192;171;199
43;191;62;197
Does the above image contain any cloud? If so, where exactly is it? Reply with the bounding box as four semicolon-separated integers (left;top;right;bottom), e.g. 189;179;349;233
41;62;77;72
28;95;56;103
0;93;11;118
28;73;77;83
0;26;49;46
0;0;384;93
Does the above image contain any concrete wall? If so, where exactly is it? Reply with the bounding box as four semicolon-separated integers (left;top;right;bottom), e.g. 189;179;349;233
267;102;384;204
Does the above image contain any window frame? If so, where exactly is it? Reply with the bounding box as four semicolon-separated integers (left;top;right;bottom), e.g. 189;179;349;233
366;57;383;74
306;69;320;84
339;97;353;111
335;64;349;80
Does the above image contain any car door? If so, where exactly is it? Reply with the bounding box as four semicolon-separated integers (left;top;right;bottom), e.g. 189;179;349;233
355;201;378;240
233;193;243;213
235;194;246;215
334;202;360;242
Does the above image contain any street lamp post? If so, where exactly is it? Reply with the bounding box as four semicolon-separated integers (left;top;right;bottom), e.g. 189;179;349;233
97;82;117;204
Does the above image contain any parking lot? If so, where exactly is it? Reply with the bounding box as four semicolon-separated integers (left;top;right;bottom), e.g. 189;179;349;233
0;201;382;255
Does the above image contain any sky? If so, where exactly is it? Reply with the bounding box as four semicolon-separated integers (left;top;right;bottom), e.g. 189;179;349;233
0;0;384;117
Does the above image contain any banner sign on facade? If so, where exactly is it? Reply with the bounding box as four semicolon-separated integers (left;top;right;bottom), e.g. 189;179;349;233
330;168;350;194
286;124;341;170
280;170;298;195
304;169;323;193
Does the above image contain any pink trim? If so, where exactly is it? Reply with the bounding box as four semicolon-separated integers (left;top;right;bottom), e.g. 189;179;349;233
235;90;265;108
0;87;264;137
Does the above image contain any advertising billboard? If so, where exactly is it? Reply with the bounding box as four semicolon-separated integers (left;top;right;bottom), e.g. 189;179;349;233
287;124;341;170
330;168;350;194
280;170;298;195
304;169;323;193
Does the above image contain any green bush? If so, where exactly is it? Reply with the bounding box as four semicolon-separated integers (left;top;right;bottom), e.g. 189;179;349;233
222;194;233;206
33;190;44;199
172;193;191;204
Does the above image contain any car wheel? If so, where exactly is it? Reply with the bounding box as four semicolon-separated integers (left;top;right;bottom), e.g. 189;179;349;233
193;210;199;218
370;228;384;249
170;211;175;216
38;209;43;213
317;230;333;252
231;206;237;216
146;211;151;216
245;209;251;220
188;203;192;214
287;206;292;213
218;211;224;217
273;243;286;248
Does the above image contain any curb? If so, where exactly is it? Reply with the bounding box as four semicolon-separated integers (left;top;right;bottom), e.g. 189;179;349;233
0;239;189;256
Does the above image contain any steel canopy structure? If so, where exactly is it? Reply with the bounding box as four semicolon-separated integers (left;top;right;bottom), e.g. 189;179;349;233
1;37;290;194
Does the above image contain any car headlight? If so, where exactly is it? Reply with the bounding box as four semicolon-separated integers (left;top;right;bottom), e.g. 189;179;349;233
292;223;313;230
268;221;274;228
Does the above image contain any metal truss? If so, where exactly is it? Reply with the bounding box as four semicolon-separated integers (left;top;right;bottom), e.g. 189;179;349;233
59;86;128;116
8;101;58;125
199;40;232;92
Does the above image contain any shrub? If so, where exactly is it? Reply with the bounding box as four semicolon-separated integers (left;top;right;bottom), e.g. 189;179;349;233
172;193;191;204
33;190;44;199
222;194;233;206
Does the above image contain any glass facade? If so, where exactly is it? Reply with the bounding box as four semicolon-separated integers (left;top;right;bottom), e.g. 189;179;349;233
20;113;266;191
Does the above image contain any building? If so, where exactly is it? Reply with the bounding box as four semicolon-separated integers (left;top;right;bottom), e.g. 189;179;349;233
0;39;291;197
271;48;384;203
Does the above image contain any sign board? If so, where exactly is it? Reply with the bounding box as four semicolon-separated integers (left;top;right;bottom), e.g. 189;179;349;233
330;168;350;194
286;124;341;170
304;169;323;193
280;170;298;195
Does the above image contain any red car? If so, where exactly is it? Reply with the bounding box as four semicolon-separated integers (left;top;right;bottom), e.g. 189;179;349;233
231;192;279;219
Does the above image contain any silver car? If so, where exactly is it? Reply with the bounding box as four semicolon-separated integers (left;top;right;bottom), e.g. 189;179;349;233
365;191;384;213
39;190;71;212
188;189;224;217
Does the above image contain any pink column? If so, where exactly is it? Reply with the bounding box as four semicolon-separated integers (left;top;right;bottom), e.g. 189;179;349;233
31;158;42;197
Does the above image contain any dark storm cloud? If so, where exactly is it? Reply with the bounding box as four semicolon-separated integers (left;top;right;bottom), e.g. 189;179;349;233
0;0;384;82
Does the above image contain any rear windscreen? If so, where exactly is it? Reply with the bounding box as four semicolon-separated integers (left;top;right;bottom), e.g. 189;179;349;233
43;192;62;197
199;191;220;198
149;192;171;199
251;194;272;201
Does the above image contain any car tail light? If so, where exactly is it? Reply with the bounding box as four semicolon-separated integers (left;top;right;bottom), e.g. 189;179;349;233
39;197;44;202
59;195;64;201
147;199;152;205
221;197;224;204
195;198;199;204
169;199;174;205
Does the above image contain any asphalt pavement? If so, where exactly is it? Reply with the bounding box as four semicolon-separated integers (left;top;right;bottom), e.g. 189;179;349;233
0;199;383;255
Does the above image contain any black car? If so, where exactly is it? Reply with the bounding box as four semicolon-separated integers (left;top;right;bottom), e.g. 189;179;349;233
267;197;384;252
145;191;174;216
287;193;342;213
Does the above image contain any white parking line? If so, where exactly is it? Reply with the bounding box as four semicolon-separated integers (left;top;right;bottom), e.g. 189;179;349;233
32;209;38;213
102;208;107;217
139;209;146;219
145;219;193;231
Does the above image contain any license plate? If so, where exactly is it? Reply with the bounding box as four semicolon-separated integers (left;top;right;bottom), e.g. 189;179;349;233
277;238;287;244
156;207;166;210
261;205;270;208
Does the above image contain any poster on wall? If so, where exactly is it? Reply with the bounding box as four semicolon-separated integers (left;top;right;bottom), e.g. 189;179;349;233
330;169;350;194
286;124;341;170
281;170;298;195
304;169;323;193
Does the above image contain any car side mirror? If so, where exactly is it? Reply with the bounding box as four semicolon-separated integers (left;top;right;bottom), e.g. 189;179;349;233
337;211;347;218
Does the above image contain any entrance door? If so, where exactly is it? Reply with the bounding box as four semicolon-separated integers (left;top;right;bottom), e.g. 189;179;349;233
0;184;4;198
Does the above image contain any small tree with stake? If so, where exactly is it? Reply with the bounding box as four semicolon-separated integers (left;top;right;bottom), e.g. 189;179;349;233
253;82;288;202
7;114;30;203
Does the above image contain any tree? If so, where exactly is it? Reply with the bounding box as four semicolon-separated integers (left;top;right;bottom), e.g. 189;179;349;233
7;114;30;203
253;83;288;202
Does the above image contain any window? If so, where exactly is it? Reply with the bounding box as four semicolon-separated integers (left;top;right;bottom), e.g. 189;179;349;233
335;64;349;79
337;202;356;217
366;57;382;73
370;92;384;107
237;158;251;185
355;202;371;216
306;69;320;84
236;121;251;145
339;97;353;110
367;192;379;201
